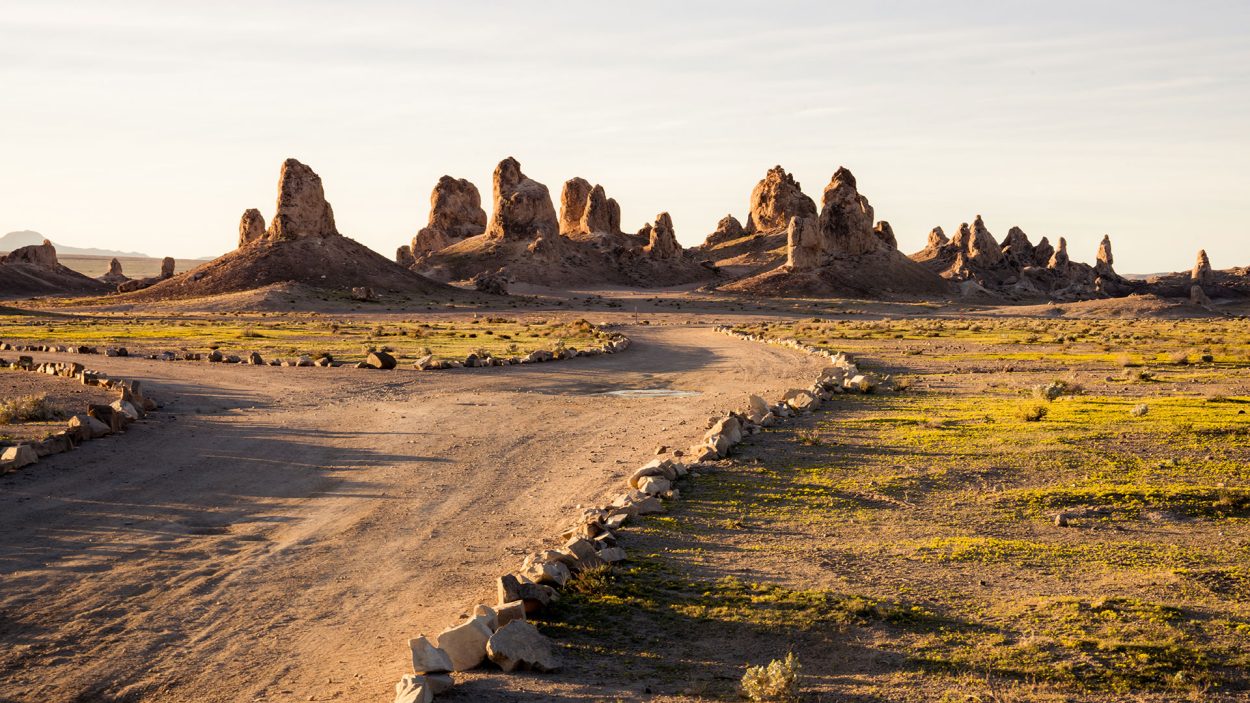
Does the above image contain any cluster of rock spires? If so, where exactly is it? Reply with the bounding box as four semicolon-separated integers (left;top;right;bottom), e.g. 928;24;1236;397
908;215;1132;300
96;257;177;293
399;157;710;289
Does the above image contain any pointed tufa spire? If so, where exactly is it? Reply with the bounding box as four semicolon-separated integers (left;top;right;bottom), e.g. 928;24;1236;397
266;159;337;241
644;212;682;259
238;208;266;248
1048;237;1069;269
1095;235;1115;276
486;157;559;241
817;166;881;256
1191;249;1212;284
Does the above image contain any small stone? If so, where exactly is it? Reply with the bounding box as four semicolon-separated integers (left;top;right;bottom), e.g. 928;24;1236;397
597;546;626;563
1054;513;1070;527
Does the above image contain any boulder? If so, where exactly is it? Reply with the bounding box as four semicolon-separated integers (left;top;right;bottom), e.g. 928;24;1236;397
746;394;770;423
784;389;817;411
558;177;593;235
238;208;267;247
485;620;562;673
744;165;817;235
637;475;672;495
597;546;627;563
436;615;493;671
408;635;454;674
365;351;397;370
392;674;432;703
497;574;557;613
0;444;38;471
68;413;110;439
485;157;560;241
350;286;377;302
495;600;526;630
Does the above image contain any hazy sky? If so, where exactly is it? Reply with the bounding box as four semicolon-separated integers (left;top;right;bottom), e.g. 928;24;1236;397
3;1;1247;272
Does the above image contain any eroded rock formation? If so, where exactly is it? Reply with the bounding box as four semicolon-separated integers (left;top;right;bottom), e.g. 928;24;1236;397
411;176;488;257
817;167;880;257
785;216;821;270
238;209;266;248
486;158;559;241
702;215;746;248
2;239;58;267
644;212;681;259
1192;249;1212;285
559;178;592;235
745;166;817;235
266;159;338;241
98;258;129;285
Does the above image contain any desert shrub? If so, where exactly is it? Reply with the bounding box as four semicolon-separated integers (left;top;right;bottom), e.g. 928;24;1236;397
1130;403;1150;417
740;652;801;703
566;564;613;595
1167;350;1191;365
1032;380;1081;401
1123;368;1155;382
0;393;58;424
1020;404;1049;422
239;326;264;338
795;429;821;446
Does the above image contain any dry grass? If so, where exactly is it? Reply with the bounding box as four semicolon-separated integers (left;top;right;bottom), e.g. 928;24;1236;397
0;393;59;424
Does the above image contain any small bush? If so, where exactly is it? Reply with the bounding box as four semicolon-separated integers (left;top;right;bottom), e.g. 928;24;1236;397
566;564;613;595
239;326;264;338
1130;403;1149;417
1032;380;1081;401
795;430;821;446
0;393;59;424
741;652;801;703
1020;404;1049;422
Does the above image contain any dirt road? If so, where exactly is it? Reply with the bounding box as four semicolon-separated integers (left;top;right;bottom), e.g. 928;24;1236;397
0;324;822;703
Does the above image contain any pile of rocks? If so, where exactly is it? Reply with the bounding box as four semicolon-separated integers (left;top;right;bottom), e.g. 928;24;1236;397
0;356;158;474
387;324;886;701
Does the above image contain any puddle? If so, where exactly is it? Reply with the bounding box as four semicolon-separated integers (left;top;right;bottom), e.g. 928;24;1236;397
600;389;700;398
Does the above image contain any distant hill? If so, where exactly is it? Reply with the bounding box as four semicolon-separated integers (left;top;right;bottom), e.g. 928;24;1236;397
0;230;150;258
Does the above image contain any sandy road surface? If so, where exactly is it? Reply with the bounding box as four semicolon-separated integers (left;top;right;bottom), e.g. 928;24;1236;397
0;324;823;703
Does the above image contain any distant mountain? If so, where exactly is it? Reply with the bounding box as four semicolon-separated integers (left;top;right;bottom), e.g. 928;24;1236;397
0;230;150;258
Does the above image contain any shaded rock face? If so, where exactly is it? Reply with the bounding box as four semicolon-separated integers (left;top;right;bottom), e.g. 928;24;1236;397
160;257;175;279
238;208;266;248
396;245;415;266
412;176;487;255
785;216;821;270
559;178;592;235
486;158;559;241
873;221;897;249
644;212;682;259
1001;226;1035;266
1033;237;1055;267
703;215;746;247
817;167;880;257
580;185;615;234
2;239;58;267
745;166;818;235
1192;249;1212;285
266;159;337;241
966;216;1003;266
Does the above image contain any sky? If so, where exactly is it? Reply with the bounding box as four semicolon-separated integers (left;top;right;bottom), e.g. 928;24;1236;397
2;0;1248;273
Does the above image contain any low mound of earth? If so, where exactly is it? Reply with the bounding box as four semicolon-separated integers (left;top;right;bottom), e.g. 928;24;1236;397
719;248;951;298
121;235;453;302
425;232;715;288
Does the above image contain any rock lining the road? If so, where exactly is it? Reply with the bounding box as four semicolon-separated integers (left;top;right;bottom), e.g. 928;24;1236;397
385;325;886;700
0;354;161;475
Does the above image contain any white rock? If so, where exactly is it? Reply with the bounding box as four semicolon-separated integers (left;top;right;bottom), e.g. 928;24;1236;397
485;620;562;673
68;413;110;439
637;475;672;496
746;394;770;423
597;546;626;563
393;674;432;703
0;444;38;470
473;604;499;631
408;635;454;674
524;559;571;587
495;600;527;629
437;615;493;671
